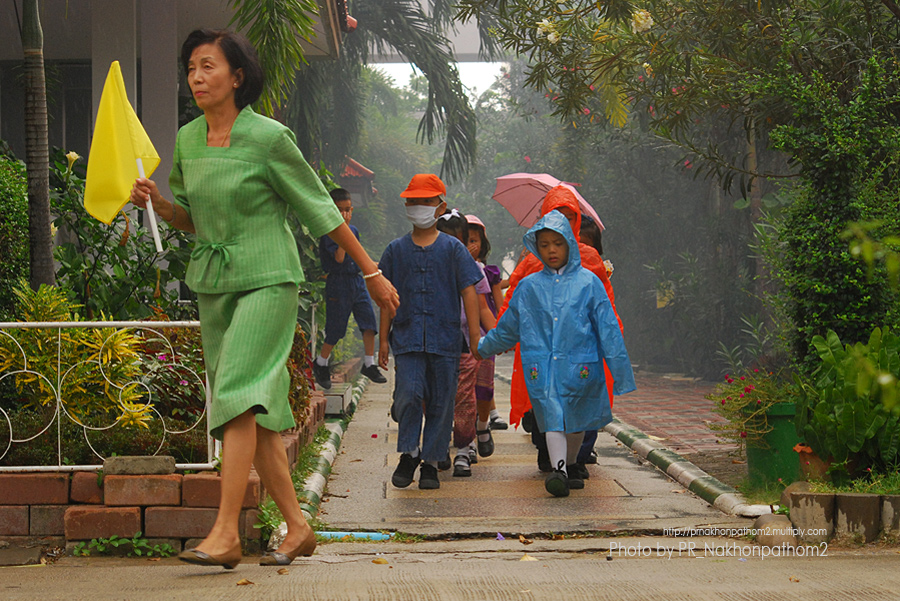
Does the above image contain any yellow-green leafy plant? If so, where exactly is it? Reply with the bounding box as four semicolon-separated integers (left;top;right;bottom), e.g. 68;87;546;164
0;282;152;428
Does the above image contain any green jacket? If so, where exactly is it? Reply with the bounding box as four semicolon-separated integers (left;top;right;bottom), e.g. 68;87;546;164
170;107;343;293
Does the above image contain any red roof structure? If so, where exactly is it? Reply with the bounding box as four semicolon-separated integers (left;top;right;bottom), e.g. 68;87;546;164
339;157;377;207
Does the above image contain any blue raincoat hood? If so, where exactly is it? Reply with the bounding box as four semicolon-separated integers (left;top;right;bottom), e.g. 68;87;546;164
523;210;582;274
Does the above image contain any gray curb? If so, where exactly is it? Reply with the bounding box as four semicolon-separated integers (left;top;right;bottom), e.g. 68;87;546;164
298;377;369;521
604;418;770;518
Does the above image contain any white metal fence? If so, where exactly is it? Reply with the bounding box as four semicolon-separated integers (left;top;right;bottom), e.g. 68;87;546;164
0;321;219;472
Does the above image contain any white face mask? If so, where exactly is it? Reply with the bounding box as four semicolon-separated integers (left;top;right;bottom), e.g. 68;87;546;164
405;204;440;229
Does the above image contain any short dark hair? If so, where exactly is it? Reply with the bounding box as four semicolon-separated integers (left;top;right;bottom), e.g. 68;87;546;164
579;216;603;255
329;188;352;203
436;209;468;242
181;29;264;110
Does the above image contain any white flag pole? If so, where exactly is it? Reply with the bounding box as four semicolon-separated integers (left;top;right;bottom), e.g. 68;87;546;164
136;158;164;253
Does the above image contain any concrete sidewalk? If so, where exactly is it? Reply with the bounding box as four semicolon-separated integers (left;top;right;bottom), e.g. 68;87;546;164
319;356;746;535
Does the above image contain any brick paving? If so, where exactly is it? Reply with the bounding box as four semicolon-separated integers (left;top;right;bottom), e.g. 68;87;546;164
611;371;737;456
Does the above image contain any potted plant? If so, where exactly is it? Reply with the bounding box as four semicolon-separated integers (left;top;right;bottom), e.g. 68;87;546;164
794;327;900;485
708;368;801;486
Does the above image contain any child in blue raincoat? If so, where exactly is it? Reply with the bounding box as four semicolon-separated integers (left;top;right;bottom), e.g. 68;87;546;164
476;210;636;497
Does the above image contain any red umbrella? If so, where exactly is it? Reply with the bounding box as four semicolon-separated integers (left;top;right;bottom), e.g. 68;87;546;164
491;172;605;230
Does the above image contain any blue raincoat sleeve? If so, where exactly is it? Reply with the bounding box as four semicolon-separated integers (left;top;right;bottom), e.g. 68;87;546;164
589;278;636;396
478;300;521;358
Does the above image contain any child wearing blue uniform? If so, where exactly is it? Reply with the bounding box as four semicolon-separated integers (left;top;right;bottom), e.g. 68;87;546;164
314;188;387;388
477;210;636;497
378;174;484;490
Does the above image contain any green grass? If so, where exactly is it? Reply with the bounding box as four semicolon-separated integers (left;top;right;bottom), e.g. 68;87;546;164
735;478;786;505
808;470;900;495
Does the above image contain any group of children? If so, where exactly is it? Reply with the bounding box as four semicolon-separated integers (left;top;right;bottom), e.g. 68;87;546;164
318;173;635;497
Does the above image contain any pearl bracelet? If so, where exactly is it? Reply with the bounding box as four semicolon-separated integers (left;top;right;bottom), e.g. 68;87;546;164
362;269;382;280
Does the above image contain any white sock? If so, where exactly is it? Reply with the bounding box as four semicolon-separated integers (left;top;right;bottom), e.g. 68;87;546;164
489;409;501;420
476;420;490;441
316;355;328;366
566;432;585;466
455;448;469;463
545;431;568;474
364;355;375;367
408;448;420;458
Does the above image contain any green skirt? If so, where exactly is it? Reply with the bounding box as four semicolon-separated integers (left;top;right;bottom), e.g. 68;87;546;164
197;283;298;440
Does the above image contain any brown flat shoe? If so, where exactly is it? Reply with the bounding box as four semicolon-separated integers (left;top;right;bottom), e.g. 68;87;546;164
178;543;242;570
259;529;317;566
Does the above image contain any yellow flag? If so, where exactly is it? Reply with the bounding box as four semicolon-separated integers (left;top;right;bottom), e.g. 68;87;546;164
84;61;160;224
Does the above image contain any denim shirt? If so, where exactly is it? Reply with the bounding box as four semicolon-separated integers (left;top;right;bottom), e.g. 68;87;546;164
319;224;361;277
379;232;484;357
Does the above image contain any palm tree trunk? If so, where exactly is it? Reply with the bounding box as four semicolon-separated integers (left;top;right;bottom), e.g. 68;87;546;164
23;0;55;288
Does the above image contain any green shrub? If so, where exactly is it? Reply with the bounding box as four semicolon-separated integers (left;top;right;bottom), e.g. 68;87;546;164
763;57;900;368
49;149;194;320
795;327;900;483
0;156;29;319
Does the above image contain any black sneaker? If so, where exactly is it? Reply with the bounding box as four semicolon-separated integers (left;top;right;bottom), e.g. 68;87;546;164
468;444;478;464
312;362;331;390
391;453;420;488
361;364;387;383
585;450;598;465
545;462;570;497
476;429;494;458
452;455;471;477
567;464;585;490
537;447;552;472
418;463;440;489
489;415;509;430
568;462;590;480
437;452;452;471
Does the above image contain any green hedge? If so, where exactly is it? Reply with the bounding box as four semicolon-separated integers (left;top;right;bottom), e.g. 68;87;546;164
0;157;29;319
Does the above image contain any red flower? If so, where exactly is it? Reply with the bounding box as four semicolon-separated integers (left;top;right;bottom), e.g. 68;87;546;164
740;432;747;438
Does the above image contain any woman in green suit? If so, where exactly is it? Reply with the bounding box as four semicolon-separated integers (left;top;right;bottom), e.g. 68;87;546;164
130;29;398;569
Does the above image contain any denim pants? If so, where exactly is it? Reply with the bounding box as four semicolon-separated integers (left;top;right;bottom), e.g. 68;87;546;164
393;352;459;462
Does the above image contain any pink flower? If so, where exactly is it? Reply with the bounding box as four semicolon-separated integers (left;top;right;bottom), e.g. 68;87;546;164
157;354;168;361
582;108;591;115
740;376;745;381
524;155;531;163
589;85;595;91
179;380;188;386
684;160;692;169
721;399;726;405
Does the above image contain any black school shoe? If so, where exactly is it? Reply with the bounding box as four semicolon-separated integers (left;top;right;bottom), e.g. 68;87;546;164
545;462;570;498
418;463;440;489
312;362;331;390
567;466;585;490
360;364;387;383
568;462;590;480
452;454;471;477
489;415;509;430
476;429;494;457
391;453;420;488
